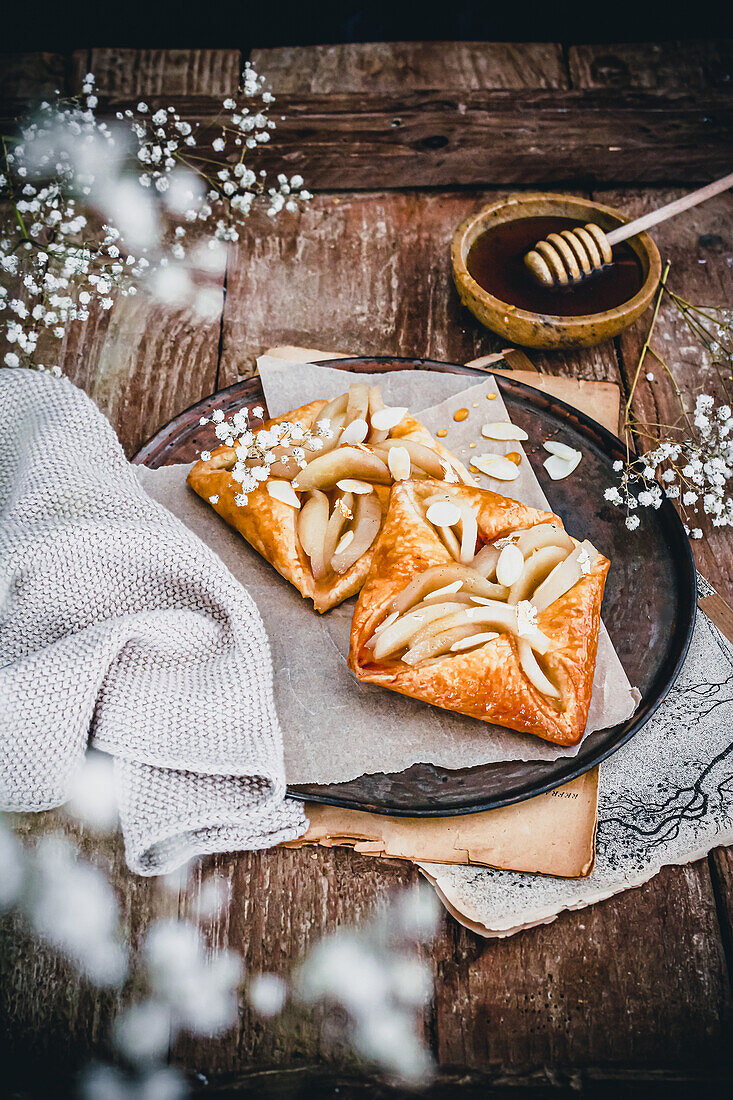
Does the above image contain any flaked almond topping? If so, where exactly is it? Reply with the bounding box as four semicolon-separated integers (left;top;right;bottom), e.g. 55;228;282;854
450;631;499;652
370;406;407;432
543;439;581;462
336;497;353;520
439;460;460;484
493;533;520;549
543;451;582;481
470;454;521;481
267;480;301;509
470;595;494;605
429;580;464;599
496;543;525;587
577;546;592;575
426;500;462;527
336;478;374;494
481;421;529;442
341;418;369;444
387;445;411;481
515;600;539;637
335;530;355;555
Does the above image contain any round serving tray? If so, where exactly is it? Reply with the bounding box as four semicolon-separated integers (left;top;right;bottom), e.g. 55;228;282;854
134;356;697;815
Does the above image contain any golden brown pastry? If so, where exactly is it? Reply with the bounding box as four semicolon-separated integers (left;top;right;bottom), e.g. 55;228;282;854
187;384;472;612
348;479;610;746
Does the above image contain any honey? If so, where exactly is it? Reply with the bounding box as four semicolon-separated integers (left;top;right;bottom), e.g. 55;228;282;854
453;408;470;422
466;216;644;318
436;428;448;438
506;451;522;465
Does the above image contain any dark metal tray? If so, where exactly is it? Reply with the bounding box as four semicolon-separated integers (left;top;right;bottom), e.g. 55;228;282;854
134;356;697;815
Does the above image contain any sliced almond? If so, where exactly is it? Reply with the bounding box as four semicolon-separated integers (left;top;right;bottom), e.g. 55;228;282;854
336;478;374;494
543;451;582;480
340;418;369;445
426;500;462;527
373;610;399;635
387;445;411;481
426;579;464;600
266;479;301;509
496;543;525;587
450;631;499;652
481;421;529;442
543;440;581;462
471;454;521;481
370;406;407;433
375;439;446;480
334;530;354;556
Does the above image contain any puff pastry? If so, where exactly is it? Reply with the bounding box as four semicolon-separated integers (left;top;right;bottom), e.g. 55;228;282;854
348;479;610;745
187;385;472;612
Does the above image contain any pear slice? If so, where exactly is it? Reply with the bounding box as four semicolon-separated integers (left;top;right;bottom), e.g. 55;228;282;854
371;601;472;660
393;564;507;614
514;523;574;557
531;540;599;613
322;491;354;569
508;544;569;604
470;544;500;580
402;624;483;666
367;386;388;443
408;603;551;655
374;440;449;479
318;393;348;424
331;491;382;574
207;449;236;471
292;446;391;492
346;383;370;426
517;639;561;700
457;504;478;564
297;490;330;580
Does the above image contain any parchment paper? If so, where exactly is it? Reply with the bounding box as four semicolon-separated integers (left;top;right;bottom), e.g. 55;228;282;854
136;359;636;784
419;577;733;936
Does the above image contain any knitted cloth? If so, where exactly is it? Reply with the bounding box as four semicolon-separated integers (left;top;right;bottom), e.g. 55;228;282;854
0;369;306;874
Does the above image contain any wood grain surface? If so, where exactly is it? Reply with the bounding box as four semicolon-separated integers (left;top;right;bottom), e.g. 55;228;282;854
1;40;732;1097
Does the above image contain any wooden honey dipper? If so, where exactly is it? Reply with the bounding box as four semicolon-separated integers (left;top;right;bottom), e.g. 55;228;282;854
524;171;733;288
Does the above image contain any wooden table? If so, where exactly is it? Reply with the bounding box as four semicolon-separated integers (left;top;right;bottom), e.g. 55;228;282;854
1;41;732;1097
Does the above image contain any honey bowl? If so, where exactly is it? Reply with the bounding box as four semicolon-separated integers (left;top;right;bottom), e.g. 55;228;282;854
451;193;662;350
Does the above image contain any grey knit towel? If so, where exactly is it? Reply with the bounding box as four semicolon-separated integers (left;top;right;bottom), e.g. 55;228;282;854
0;369;306;874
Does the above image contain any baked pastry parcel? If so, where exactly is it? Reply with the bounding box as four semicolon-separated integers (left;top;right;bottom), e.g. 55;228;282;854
348;479;610;746
187;383;473;612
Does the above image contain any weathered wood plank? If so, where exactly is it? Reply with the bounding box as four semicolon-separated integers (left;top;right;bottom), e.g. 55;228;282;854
0;813;178;1096
0;52;69;102
78;88;733;189
250;41;568;93
71;48;242;98
595;187;733;601
58;289;222;459
431;860;732;1075
570;40;733;92
218;190;621;388
171;847;420;1075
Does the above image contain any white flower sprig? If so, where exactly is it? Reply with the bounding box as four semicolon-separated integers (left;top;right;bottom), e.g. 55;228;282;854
197;403;332;506
605;263;733;542
1;65;310;375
